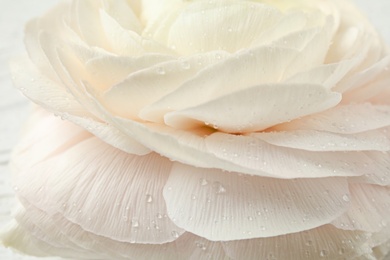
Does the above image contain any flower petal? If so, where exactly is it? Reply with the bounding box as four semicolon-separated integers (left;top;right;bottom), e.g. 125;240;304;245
222;225;372;260
331;184;390;232
163;163;350;241
15;136;182;244
276;104;390;134
164;83;341;133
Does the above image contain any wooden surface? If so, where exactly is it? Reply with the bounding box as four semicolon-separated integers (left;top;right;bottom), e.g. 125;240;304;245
0;0;388;259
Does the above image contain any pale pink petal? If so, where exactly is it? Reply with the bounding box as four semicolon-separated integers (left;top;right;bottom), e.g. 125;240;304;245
350;152;390;186
222;225;372;260
164;163;350;240
331;184;390;232
276;104;390;134
164;83;340;133
15;137;182;244
252;128;390;152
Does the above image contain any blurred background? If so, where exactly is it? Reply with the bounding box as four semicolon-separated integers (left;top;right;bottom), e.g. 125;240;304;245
0;0;389;259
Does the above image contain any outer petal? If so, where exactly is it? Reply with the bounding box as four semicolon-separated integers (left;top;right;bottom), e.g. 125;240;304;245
331;184;390;232
14;134;183;244
163;163;350;241
222;224;373;260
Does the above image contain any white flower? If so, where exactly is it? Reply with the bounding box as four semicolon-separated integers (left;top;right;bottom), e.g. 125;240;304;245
1;0;390;259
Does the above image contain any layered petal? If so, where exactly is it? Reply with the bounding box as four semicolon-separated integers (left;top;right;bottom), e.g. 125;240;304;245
163;163;350;241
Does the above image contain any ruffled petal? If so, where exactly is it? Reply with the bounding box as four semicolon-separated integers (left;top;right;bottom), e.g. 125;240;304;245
331;184;390;232
222;225;373;260
14;135;182;244
276;104;390;134
164;163;350;241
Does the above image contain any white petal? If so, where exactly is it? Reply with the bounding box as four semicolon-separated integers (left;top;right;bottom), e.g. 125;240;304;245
164;163;350;241
167;1;282;54
141;46;301;122
164;83;341;133
331;184;390;232
277;104;390;134
350;152;390;186
252;128;390;152
222;225;372;260
101;0;142;34
205;132;377;178
15;137;182;244
103;51;229;119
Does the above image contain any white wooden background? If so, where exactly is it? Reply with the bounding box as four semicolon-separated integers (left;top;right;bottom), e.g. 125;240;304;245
0;0;389;259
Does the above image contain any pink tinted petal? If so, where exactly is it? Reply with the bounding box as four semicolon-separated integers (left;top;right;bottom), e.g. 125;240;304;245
331;184;390;232
222;225;372;260
164;163;350;241
15;136;183;244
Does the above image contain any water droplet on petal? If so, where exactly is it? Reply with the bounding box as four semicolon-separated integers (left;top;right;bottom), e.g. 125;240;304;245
171;231;180;238
199;178;208;186
319;250;328;257
156;67;166;75
131;220;139;228
342;194;350;202
212;181;226;194
146;194;153;203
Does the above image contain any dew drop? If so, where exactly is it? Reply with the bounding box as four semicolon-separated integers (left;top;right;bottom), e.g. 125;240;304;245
171;231;180;238
146;194;153;203
131;220;139;228
156;213;163;219
338;248;345;255
342;194;350;202
247;216;253;221
181;61;191;70
212;181;226;194
305;240;313;246
260;226;266;231
319;250;328;257
199;178;208;186
191;195;197;200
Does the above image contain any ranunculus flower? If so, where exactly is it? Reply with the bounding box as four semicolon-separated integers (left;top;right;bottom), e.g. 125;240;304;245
2;0;390;259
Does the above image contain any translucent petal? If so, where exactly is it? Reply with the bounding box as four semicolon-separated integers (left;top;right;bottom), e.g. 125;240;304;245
222;225;372;260
331;184;390;232
15;137;182;244
164;163;350;240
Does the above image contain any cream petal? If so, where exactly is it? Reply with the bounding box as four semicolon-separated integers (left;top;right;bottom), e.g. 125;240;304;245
167;1;282;54
331;184;390;232
252;128;390;152
71;0;108;48
103;51;230;119
276;104;390;134
205;132;377;178
350;152;390;186
222;224;372;260
141;46;300;122
101;0;142;34
11;58;149;155
15;137;182;244
164;163;350;241
164;83;341;133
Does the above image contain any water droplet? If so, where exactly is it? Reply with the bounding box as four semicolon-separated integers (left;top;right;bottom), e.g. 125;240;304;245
212;181;226;194
154;224;160;230
196;242;207;251
199;178;208;186
260;226;266;231
191;195;197;200
319;250;328;257
146;194;153;203
131;220;139;228
305;240;313;246
156;67;166;75
342;194;350;202
247;216;253;221
156;213;163;219
171;231;180;238
338;248;345;255
215;53;222;60
13;186;19;191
